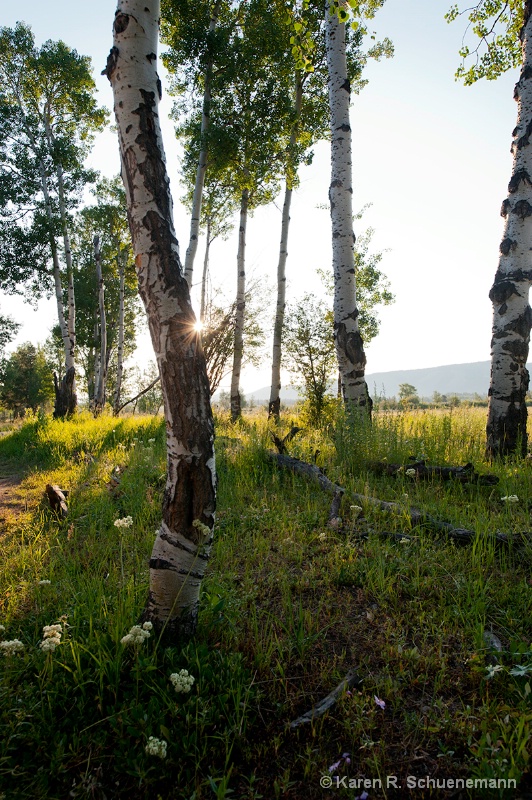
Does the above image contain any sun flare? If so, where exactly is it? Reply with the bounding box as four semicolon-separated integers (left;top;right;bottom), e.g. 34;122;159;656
193;321;204;333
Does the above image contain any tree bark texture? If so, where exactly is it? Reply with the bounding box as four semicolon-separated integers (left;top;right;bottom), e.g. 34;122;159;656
199;216;211;323
183;0;221;289
230;188;248;422
486;3;532;458
107;0;216;637
325;4;371;414
268;75;304;421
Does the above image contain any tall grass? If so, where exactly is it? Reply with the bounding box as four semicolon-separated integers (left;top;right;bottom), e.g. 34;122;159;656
0;407;531;798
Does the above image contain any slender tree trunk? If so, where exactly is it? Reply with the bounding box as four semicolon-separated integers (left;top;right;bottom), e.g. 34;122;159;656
113;249;126;415
268;74;303;422
107;0;216;637
230;188;248;422
486;2;532;459
325;4;371;415
183;0;221;289
45;117;77;413
93;235;108;414
199;216;211;324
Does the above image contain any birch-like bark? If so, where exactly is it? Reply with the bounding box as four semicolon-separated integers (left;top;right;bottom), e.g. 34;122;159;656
107;0;216;636
93;235;107;413
486;1;532;459
113;249;126;415
325;4;371;414
183;1;221;289
230;188;248;422
200;216;211;324
268;75;303;421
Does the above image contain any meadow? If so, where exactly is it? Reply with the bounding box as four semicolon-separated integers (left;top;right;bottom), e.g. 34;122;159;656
0;405;531;799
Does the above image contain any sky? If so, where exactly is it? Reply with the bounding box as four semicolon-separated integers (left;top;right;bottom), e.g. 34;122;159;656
0;0;521;394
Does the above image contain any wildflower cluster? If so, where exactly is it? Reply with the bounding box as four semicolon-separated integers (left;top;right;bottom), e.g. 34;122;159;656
38;579;51;585
121;621;153;646
40;623;62;653
0;638;24;656
145;736;167;759
114;516;133;529
192;519;211;539
169;669;195;693
405;468;417;478
501;495;519;504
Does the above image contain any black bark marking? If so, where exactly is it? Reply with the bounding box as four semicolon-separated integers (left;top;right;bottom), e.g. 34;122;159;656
489;280;519;304
103;46;119;80
492;267;532;284
156;76;162;101
500;199;512;217
114;13;129;34
499;237;517;255
150;558;177;571
508;168;532;193
513;199;532;218
499;303;508;315
335;323;366;368
147;52;156;62
125;124;132;134
341;78;350;93
339;123;350;132
516;118;532;149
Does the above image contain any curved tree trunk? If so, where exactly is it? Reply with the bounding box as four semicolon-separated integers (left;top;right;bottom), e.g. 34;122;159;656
113;248;126;415
183;0;221;289
107;0;216;638
268;74;303;422
325;3;371;415
486;3;532;459
230;188;248;422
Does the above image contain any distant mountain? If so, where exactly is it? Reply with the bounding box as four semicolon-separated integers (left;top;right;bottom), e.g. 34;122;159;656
243;361;532;403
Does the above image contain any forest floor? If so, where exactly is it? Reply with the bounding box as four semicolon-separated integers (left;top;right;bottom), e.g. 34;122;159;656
0;407;531;799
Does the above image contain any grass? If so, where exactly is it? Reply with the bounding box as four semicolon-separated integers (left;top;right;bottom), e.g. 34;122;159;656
0;405;531;798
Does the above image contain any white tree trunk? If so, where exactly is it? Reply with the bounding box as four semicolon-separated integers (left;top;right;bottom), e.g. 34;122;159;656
183;1;221;288
325;3;371;413
268;74;303;421
486;3;532;458
200;216;211;324
93;235;107;413
230;188;248;422
113;248;126;415
107;0;216;637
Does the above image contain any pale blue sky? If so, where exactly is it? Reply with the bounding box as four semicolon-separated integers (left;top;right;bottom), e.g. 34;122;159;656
1;0;520;391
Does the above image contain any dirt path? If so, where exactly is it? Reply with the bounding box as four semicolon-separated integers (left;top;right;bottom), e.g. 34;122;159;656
0;472;26;522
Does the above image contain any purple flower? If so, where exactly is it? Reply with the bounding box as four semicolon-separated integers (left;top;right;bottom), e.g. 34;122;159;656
342;752;351;764
355;793;369;800
374;695;386;710
328;759;342;773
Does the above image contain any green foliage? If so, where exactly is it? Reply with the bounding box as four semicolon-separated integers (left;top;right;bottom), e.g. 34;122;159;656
1;409;532;796
0;342;54;415
446;1;524;83
0;22;107;296
282;293;337;425
0;313;20;358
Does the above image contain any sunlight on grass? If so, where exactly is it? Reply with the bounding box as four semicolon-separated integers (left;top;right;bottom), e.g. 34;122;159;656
0;407;531;797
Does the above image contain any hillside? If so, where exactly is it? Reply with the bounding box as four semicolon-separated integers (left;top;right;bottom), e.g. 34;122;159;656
244;360;532;403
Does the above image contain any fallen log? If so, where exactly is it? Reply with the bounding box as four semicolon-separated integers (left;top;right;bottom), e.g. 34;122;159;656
268;451;530;547
289;669;363;729
45;484;68;518
368;459;499;486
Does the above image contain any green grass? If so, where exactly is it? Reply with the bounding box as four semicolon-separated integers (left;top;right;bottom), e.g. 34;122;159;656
0;406;531;798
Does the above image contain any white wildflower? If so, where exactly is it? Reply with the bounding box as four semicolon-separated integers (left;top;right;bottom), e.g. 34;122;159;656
39;622;62;652
114;516;133;529
38;580;51;586
350;505;363;518
145;736;167;759
192;519;210;539
501;495;519;504
405;468;417;478
148;438;156;443
0;624;5;633
121;622;151;646
486;664;504;679
0;639;24;655
318;532;327;542
169;669;195;693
